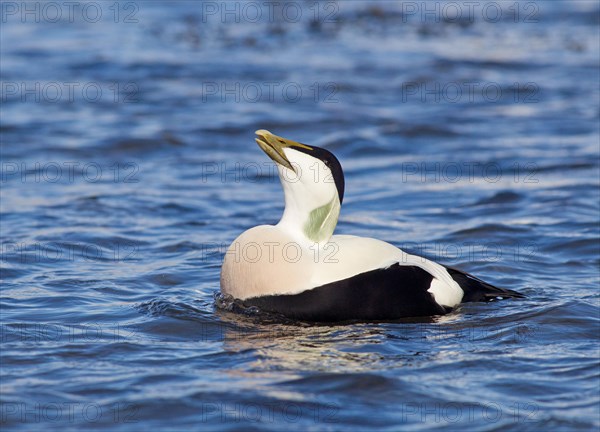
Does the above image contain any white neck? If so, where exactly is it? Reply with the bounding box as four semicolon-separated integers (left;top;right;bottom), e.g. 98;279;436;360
276;174;341;245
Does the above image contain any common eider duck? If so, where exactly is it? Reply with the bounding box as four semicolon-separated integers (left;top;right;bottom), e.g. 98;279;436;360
220;130;523;322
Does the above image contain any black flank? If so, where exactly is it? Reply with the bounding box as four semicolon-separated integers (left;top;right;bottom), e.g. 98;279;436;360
243;263;448;322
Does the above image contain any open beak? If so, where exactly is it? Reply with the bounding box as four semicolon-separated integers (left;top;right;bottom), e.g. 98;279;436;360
255;129;312;173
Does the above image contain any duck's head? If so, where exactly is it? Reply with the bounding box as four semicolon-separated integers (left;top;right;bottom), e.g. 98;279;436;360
255;129;344;243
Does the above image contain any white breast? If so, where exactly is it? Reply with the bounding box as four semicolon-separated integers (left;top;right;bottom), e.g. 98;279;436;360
220;225;317;300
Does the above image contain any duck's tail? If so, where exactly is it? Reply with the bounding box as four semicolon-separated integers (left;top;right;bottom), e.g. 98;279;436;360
444;265;525;302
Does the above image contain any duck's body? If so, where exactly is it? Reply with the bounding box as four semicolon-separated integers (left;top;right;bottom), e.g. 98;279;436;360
220;130;523;322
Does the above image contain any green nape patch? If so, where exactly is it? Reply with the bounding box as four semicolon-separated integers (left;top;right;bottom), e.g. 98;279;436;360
303;196;340;242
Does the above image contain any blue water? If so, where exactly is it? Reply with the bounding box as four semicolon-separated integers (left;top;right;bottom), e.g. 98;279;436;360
1;1;599;430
